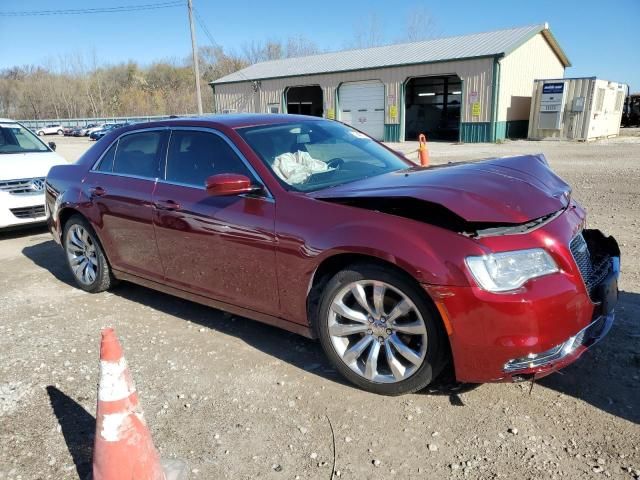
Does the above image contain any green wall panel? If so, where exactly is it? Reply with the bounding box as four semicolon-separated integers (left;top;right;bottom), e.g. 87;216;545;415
460;122;491;143
495;120;529;140
384;124;401;142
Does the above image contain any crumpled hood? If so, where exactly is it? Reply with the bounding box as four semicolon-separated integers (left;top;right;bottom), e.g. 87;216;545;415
311;154;570;224
0;151;67;181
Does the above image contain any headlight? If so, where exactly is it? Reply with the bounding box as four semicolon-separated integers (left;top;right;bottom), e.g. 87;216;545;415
465;248;558;292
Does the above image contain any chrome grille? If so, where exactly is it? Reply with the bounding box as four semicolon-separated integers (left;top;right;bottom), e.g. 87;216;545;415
570;233;612;297
0;177;46;195
10;205;46;219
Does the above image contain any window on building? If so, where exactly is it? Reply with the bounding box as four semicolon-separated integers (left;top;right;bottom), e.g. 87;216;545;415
112;131;163;178
165;130;253;187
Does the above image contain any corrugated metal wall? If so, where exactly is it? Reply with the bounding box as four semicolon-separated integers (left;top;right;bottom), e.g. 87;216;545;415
528;78;625;140
585;79;625;139
212;57;495;128
498;33;565;122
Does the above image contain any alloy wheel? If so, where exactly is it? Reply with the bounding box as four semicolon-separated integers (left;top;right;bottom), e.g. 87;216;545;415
65;224;98;285
328;280;428;383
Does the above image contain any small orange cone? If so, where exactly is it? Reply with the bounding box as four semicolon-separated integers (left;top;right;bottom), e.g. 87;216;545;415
92;328;166;480
418;133;430;167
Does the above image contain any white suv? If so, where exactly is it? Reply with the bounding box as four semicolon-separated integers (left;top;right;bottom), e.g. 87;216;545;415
36;124;64;136
0;119;67;230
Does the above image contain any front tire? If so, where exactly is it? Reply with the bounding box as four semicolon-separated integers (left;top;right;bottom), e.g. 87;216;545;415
57;129;63;135
37;131;44;136
317;264;447;395
63;215;115;293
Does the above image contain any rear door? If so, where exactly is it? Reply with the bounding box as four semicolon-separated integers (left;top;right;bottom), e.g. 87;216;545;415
82;129;167;280
152;128;279;315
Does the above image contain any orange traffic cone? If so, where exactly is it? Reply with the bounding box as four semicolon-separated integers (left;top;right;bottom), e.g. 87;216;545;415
92;328;171;480
418;133;430;167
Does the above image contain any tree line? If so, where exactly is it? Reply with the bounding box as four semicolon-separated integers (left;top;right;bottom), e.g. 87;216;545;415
0;8;436;120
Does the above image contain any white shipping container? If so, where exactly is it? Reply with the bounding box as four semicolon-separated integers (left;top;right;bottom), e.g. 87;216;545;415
528;77;626;141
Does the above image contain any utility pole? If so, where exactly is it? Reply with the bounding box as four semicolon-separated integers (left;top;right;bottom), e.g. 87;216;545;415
187;0;203;115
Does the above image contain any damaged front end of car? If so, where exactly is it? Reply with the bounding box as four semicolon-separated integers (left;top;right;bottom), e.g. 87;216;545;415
503;228;621;380
317;195;569;238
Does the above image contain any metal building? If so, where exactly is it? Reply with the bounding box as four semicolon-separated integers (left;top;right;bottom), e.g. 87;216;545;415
210;23;570;143
528;77;627;141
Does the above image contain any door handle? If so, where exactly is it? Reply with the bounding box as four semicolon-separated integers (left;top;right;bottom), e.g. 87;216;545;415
89;186;106;197
153;199;181;211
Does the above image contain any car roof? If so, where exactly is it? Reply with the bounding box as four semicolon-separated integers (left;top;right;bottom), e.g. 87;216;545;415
144;114;328;130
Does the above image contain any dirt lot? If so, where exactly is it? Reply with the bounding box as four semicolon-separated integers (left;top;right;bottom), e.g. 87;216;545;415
1;132;639;479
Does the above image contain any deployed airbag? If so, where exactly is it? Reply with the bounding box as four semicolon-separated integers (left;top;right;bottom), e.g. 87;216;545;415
273;151;334;185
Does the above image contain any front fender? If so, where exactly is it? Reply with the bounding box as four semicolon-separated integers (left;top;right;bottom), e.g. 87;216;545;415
275;194;486;325
311;220;478;287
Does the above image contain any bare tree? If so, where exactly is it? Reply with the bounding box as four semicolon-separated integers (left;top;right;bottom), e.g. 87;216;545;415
285;35;320;58
401;6;440;43
242;36;319;64
348;13;386;49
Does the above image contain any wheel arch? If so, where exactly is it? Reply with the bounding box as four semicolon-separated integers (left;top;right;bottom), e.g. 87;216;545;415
306;252;445;337
58;207;114;268
308;252;455;389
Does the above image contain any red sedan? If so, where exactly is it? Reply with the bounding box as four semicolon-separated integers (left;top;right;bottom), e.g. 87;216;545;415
45;115;620;395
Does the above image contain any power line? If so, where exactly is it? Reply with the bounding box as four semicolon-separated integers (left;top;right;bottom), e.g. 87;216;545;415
193;8;217;48
193;7;252;84
0;1;184;17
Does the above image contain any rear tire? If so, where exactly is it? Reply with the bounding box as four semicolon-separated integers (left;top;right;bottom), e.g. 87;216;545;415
63;215;115;293
316;263;447;395
37;131;44;136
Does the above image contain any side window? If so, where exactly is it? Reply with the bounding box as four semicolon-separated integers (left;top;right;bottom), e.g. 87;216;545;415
96;141;117;172
112;131;163;178
165;130;253;187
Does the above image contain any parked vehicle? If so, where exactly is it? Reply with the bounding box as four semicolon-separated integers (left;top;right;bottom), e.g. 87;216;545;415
622;94;640;127
85;124;107;136
89;123;129;141
45;115;620;395
82;124;99;136
63;126;76;136
36;124;63;136
0;119;67;229
88;124;115;141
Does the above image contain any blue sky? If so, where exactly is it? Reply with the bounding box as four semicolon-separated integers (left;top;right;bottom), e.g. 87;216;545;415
0;0;638;90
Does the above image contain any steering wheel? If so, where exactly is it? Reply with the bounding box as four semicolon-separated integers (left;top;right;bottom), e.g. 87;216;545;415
327;157;345;169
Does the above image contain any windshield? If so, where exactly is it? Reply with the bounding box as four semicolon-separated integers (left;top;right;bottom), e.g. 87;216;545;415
238;120;409;192
0;122;49;154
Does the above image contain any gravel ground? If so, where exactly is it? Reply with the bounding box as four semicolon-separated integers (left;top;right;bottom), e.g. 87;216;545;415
1;132;639;479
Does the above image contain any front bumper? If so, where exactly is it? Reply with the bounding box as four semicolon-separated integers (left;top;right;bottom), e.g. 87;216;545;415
0;192;47;229
426;222;620;383
503;311;614;379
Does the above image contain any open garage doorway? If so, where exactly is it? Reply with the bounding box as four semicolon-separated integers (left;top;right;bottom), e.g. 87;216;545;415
286;86;323;117
404;75;462;141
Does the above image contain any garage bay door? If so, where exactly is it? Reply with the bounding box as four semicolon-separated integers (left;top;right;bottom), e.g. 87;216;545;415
339;81;385;140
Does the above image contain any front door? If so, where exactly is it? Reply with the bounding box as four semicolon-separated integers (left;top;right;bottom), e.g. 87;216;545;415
152;128;279;316
82;129;167;280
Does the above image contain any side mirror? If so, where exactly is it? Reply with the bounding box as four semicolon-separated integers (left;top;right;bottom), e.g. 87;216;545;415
205;173;260;196
48;142;57;151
